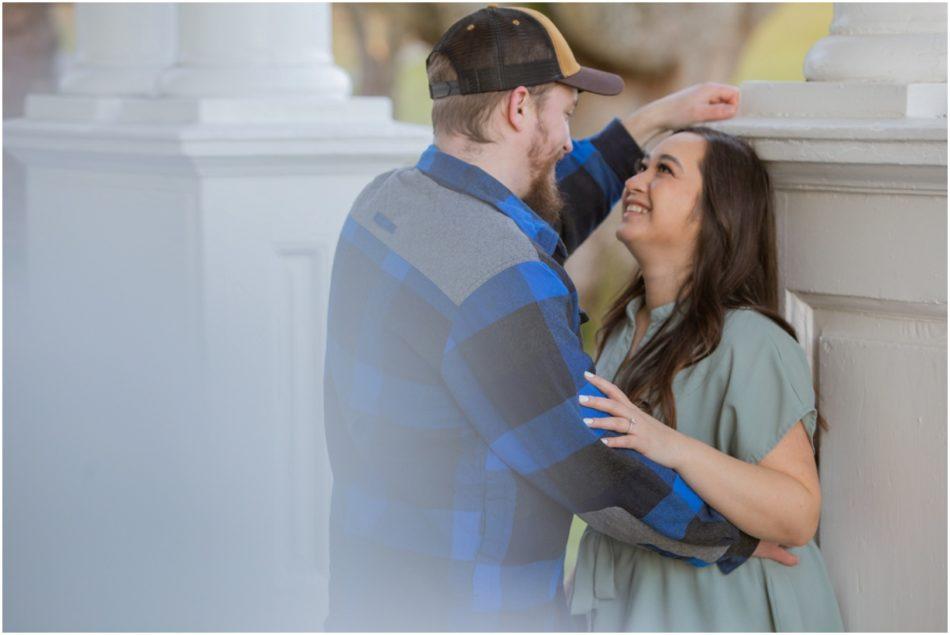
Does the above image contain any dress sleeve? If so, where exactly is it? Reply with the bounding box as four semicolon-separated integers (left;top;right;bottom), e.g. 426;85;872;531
719;314;818;464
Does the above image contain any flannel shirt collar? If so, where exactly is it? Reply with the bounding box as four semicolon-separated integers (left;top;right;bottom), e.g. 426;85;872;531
416;144;561;257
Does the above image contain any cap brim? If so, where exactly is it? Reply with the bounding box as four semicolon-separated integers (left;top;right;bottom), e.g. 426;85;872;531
558;66;624;96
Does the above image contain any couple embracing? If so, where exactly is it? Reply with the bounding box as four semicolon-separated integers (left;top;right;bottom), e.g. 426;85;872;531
323;5;843;632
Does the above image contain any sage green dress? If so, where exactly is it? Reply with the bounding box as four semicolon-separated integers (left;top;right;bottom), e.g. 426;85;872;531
570;297;844;632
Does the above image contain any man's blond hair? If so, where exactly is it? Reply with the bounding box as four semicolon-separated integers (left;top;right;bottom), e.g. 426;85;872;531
427;52;555;144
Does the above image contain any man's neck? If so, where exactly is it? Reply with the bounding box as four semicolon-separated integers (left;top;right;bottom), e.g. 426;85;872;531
435;135;530;199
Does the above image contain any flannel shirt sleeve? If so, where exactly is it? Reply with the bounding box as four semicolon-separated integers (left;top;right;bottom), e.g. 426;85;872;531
579;507;729;566
440;259;758;573
556;118;644;256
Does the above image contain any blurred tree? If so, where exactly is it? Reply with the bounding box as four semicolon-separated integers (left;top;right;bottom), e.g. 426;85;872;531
3;3;58;119
339;4;773;133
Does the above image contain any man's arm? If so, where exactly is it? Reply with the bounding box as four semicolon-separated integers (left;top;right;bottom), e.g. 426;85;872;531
440;259;757;573
555;119;642;257
580;508;728;566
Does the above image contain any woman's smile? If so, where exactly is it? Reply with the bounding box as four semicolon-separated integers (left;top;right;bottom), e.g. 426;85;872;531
623;194;652;220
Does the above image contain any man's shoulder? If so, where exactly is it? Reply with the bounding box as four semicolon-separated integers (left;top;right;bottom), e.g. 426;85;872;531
349;167;543;306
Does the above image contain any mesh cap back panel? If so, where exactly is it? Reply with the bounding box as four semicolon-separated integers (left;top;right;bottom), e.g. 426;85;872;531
432;8;563;94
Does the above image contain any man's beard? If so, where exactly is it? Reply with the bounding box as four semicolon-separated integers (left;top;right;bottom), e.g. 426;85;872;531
522;124;565;231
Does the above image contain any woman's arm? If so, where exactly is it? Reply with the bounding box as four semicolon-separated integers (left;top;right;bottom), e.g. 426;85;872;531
667;422;821;547
581;372;822;547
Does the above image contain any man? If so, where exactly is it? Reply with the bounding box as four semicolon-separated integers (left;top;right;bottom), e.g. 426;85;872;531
323;5;789;631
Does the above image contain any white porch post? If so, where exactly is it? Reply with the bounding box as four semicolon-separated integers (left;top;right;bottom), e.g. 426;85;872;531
4;3;431;631
717;3;947;631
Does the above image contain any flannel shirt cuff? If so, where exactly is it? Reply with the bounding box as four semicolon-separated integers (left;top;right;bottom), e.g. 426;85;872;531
590;117;645;184
716;531;760;574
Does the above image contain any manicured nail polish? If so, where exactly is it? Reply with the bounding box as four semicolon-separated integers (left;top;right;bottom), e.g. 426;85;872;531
584;371;594;378
583;418;593;425
601;438;609;445
579;395;589;403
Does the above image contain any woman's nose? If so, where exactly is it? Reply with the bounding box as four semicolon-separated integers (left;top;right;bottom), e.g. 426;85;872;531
625;172;647;192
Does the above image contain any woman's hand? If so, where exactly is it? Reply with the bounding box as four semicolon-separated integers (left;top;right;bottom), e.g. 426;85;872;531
580;371;693;470
752;540;800;566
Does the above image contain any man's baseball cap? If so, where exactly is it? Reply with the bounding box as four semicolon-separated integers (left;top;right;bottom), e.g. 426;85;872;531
427;5;624;99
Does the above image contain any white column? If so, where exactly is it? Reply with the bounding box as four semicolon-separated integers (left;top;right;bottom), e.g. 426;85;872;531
4;2;431;631
717;3;947;632
58;4;176;96
804;3;947;83
159;3;350;98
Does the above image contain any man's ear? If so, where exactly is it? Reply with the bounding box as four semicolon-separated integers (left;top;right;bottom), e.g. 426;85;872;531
505;86;531;133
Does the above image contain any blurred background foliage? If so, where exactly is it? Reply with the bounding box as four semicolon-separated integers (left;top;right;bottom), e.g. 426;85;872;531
4;1;833;581
333;3;833;127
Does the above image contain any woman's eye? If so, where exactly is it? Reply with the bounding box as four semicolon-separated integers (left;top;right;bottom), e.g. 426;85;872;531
658;163;672;174
635;161;648;173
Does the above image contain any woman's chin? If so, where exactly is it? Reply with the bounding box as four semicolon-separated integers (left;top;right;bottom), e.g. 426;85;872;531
616;222;648;248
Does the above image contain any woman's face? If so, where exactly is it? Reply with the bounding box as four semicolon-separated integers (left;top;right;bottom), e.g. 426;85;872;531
616;132;706;261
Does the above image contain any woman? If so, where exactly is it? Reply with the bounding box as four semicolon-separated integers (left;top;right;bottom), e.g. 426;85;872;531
568;127;844;631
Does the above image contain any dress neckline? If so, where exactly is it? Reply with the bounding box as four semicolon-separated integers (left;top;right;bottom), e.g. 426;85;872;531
624;295;678;326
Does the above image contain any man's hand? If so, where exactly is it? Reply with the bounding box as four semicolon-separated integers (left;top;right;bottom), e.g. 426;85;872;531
752;540;800;567
622;82;741;147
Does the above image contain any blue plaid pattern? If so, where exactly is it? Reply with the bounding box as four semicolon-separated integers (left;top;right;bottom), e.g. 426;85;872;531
324;120;758;631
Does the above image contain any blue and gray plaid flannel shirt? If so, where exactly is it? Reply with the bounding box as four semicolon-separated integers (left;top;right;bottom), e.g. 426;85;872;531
323;119;758;631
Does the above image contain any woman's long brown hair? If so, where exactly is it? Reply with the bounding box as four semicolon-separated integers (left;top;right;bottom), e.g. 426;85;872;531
597;126;805;431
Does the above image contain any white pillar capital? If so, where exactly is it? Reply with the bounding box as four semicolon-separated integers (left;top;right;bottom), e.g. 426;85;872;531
804;3;947;83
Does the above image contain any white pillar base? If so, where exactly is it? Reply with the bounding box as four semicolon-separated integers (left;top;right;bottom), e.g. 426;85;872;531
3;105;431;630
23;93;392;125
159;4;350;99
157;64;352;99
58;66;168;97
803;3;947;83
5;1;433;630
804;32;947;83
739;81;947;119
58;4;176;96
712;31;947;628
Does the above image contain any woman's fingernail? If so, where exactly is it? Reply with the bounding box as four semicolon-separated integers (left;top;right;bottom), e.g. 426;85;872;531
584;371;594;378
601;438;610;445
579;395;589;403
583;418;593;425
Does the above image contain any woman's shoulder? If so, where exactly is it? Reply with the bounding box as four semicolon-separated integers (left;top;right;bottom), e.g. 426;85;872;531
714;309;818;460
719;308;804;361
716;308;814;405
